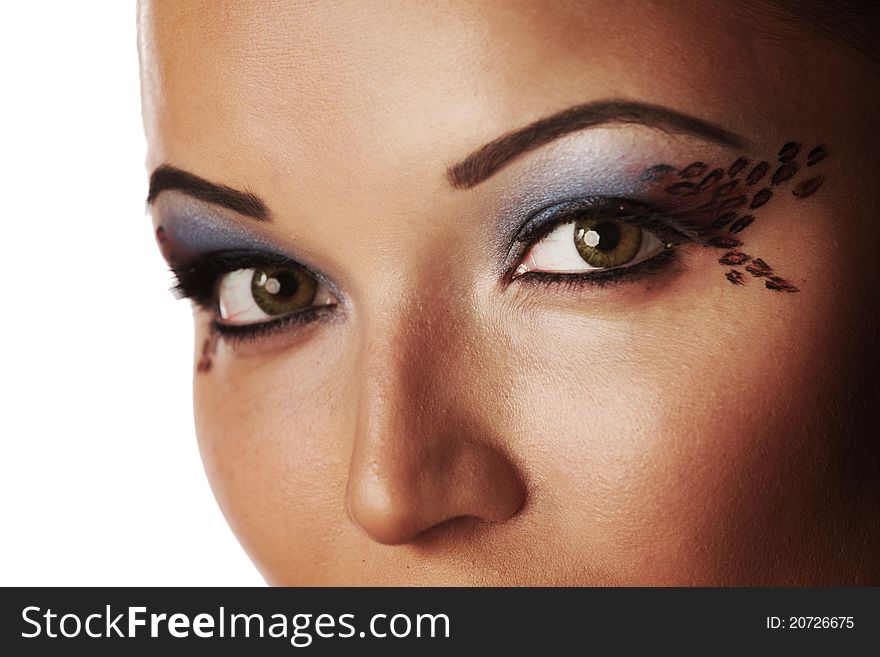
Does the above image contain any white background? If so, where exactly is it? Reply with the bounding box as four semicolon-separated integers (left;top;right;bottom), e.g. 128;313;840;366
0;2;264;585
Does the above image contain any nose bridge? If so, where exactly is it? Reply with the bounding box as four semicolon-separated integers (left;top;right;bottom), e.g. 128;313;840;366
362;291;457;435
349;291;462;510
345;285;526;544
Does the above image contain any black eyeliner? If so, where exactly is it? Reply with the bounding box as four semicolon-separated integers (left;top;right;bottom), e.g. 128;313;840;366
170;250;301;310
515;247;677;289
503;196;694;285
511;197;692;247
210;305;337;345
167;247;342;344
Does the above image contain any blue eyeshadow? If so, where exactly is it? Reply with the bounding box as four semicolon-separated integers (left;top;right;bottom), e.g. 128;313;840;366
151;193;286;262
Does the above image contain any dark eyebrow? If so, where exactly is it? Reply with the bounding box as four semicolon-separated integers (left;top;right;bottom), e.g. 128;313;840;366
147;165;270;221
447;100;747;189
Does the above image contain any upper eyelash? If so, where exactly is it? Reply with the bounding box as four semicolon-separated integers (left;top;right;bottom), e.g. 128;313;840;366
512;197;692;249
171;198;690;320
506;197;692;283
171;251;340;344
169;249;302;311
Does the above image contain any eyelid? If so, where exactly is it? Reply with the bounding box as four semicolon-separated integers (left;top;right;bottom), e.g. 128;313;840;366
506;197;689;277
217;267;336;326
514;198;688;245
151;194;281;256
515;220;665;277
170;249;342;313
153;202;348;305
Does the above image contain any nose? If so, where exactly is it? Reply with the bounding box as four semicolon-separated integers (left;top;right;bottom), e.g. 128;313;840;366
345;304;527;545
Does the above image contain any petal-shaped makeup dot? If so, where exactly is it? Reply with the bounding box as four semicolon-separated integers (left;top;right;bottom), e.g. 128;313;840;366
709;236;743;249
710;211;738;229
719;251;750;266
720;195;748;212
725;269;745;285
641;163;675;181
699;168;724;190
778;141;801;162
771;161;799;185
806;145;828;166
678;161;707;178
728;157;749;177
729;215;755;233
745;258;773;277
765;276;799;293
716;179;740;196
154;225;181;264
792;176;824;198
665;182;700;196
750;188;773;209
746;161;770;185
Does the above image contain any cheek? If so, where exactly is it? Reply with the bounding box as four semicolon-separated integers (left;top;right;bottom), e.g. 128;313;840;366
192;332;352;583
640;309;851;583
506;279;850;583
500;328;698;581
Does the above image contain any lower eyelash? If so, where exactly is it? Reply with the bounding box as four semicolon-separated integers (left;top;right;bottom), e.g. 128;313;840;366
514;247;677;290
210;304;337;345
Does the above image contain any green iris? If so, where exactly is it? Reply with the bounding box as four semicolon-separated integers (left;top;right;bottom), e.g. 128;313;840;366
251;264;318;316
573;218;642;268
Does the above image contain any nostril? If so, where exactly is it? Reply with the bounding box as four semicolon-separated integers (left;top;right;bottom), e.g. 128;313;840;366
345;458;528;547
408;514;500;547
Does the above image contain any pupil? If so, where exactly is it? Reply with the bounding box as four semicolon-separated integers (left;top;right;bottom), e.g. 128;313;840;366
266;270;300;298
591;221;621;251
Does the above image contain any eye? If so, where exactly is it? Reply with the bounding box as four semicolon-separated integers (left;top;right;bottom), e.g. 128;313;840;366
217;263;335;326
514;216;666;277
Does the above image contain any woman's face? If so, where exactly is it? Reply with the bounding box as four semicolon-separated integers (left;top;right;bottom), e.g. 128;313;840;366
140;0;880;584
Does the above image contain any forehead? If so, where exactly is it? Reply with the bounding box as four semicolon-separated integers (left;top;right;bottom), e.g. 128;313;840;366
138;1;768;184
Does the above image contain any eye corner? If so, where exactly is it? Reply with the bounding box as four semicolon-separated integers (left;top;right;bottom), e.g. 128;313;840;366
210;302;339;346
513;246;678;291
509;200;673;287
215;264;346;346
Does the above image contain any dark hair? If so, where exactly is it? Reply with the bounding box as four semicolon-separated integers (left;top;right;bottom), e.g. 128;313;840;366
762;0;880;66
